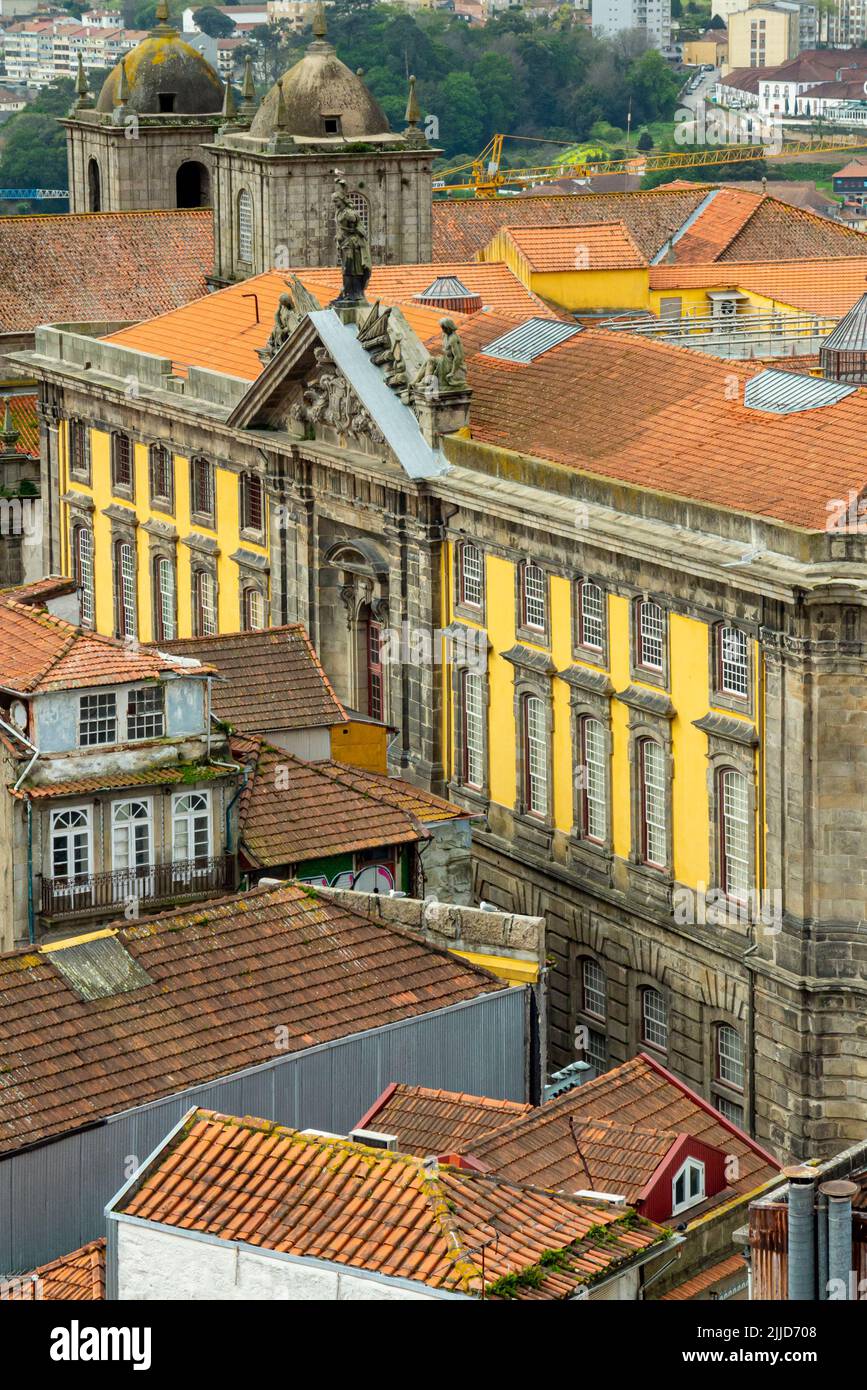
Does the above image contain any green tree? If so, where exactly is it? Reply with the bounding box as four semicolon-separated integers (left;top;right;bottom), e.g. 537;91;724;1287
439;71;485;157
0;72;108;209
637;129;653;150
193;5;236;37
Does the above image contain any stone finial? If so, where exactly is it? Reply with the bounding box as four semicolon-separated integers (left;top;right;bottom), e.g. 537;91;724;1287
153;0;173;30
221;78;237;122
74;54;93;110
312;0;327;39
273;78;289;131
241;55;257;109
0;399;19;453
405;74;421;129
116;56;130;107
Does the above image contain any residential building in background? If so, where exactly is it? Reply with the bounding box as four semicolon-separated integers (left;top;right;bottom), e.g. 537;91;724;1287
726;2;800;69
592;0;672;51
2;18;148;89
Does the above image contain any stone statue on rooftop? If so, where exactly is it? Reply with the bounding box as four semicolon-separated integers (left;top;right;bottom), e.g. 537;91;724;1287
332;176;371;304
264;291;297;357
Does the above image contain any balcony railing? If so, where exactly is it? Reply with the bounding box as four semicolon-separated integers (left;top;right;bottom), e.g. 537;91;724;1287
40;855;234;921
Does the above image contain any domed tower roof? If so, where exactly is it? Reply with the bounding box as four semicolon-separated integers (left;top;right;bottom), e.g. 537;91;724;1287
250;0;389;140
96;1;223;115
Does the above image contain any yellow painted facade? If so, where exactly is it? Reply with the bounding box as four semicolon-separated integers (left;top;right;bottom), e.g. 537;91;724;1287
60;423;269;642
479;227;650;312
444;540;762;898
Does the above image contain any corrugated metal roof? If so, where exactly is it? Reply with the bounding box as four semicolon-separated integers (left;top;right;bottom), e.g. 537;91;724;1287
821;291;867;352
45;935;153;1001
481;316;582;364
743;368;856;414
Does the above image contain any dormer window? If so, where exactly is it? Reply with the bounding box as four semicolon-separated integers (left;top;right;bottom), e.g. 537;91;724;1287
672;1158;706;1216
323;115;341;135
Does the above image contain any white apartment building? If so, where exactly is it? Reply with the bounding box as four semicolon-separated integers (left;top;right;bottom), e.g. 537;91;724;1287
2;20;146;88
592;0;672;51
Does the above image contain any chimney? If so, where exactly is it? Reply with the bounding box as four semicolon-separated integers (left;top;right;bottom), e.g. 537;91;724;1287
785;1166;817;1301
820;1179;858;1300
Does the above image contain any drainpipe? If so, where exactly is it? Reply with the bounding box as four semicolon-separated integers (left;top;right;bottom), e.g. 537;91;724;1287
817;1188;829;1301
785;1166;817;1301
26;797;34;945
821;1179;858;1300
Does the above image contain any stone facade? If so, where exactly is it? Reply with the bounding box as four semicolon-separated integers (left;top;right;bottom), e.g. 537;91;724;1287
64;114;219;214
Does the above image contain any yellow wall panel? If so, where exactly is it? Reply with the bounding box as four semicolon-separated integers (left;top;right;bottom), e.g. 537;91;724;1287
608;593;632;860
670;612;711;888
486;553;518;811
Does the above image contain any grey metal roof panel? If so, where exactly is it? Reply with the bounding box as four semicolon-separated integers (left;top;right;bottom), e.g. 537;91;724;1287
480;316;582;363
47;935;153;1001
416;276;474;300
821;292;867;353
743;368;856;414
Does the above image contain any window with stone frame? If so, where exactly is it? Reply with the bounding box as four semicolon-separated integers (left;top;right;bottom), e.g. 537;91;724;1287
716;1022;745;1091
639;737;667;868
719;767;750;903
637;599;665;672
194;568;218;637
576;578;606;656
114;537;137;640
191;456;215;522
461;668;485;789
240;471;264;536
640;986;668;1053
153;555;177;642
72;521;95;629
578;714;607;844
580;956;607;1020
458;541;484;611
111;432;133;494
519;562;547;634
715;624;750;704
522;692;548;817
238;189;253;265
69;418;90;481
149;443;173;509
243;585;266;632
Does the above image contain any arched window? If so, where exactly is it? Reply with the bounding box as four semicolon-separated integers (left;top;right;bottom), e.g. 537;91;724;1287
523;693;547;816
364;609;383;721
154;556;176;642
238;189;253;264
176;160;210;208
243;586;265;632
640;987;668;1052
87;157;101;212
114;538;137;640
579;714;606;842
719;768;750;901
639;738;666;867
348;189;369;231
195;570;218;637
72;522;94;629
462;669;484;788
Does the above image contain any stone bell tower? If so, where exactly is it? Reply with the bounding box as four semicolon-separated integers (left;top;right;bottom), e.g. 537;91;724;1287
209;0;438;283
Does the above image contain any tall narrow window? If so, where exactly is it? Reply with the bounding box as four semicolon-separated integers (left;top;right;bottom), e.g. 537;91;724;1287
172;791;211;865
524;694;547;816
462;669;484;788
73;523;94;628
154;557;176;642
367;617;383;721
578;579;604;651
115;539;137;640
640;739;666;868
720;768;750;902
112;800;153;874
191;456;214;520
238;189;253;264
69;418;89;478
244;587;265;632
240;472;263;533
521;563;546;632
581;957;606;1020
459;542;483;608
638;600;664;671
195;570;218;637
641;987;668;1051
149;444;172;505
716;1024;745;1092
580;715;606;842
112;432;132;491
51;807;91;883
719;625;749;698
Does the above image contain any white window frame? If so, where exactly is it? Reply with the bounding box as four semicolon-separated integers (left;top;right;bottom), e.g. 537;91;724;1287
521;563;546;632
111;797;154;901
127;685;165;741
641;987;668;1052
117;538;137;640
578;579;604;652
238;189;253;264
197;570;218;638
638;600;664;671
716;1023;745;1092
524;693;548;816
460;542;483;609
640;739;667;868
720;768;750;902
672;1157;706;1216
581;715;607;843
719;625;749;698
581;956;606;1020
74;523;95;629
50;805;92;890
79;691;117;747
156;556;176;642
463;669;484;789
172;790;212;869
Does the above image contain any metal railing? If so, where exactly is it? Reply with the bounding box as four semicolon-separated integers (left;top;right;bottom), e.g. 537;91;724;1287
40;855;234;921
602;308;838;359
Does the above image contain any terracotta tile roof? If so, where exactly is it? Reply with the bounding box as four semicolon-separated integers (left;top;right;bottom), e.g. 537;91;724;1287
489;220;647;272
0;596;212;694
4;393;38;456
355;1082;533;1155
117;1108;669;1297
434;188;711;262
670;187;763;264
2;1239;105;1301
462;323;867;529
0;882;502;1156
0;209;212;335
159;625;347;733
466;1054;781;1211
104;263;558;380
0;576;76;605
833;159;867;180
13;762;233;801
314;760;468;824
650;254;867;316
659;1252;746;1301
234;740;422;867
720;196;867;262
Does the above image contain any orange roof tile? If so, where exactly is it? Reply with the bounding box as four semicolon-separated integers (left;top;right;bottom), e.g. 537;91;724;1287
495;220;647;271
659;1252;746;1301
0;209;212;334
104;263;559;380
670;187;763;264
4;393;38;457
117;1109;669;1297
0;882;502;1156
0;596;212;694
356;1082;533;1155
462;324;867;529
650;254;867;315
1;1239;105;1301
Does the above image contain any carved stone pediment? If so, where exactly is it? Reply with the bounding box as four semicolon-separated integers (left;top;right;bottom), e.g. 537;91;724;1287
288;352;385;448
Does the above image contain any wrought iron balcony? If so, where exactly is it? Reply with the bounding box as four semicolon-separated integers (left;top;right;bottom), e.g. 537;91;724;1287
40;855;234;922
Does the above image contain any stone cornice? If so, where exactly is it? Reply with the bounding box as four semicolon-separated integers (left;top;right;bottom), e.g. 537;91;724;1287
614;684;675;719
693;712;759;747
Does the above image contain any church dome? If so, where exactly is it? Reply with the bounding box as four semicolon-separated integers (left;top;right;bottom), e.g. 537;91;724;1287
250;3;389;140
96;4;223;116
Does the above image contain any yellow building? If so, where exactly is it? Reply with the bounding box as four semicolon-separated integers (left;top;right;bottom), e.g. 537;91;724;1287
478;222;649;313
727;3;797;70
682;30;728;67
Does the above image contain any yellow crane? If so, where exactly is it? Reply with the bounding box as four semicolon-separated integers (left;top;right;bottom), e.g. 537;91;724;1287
433;132;867;197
